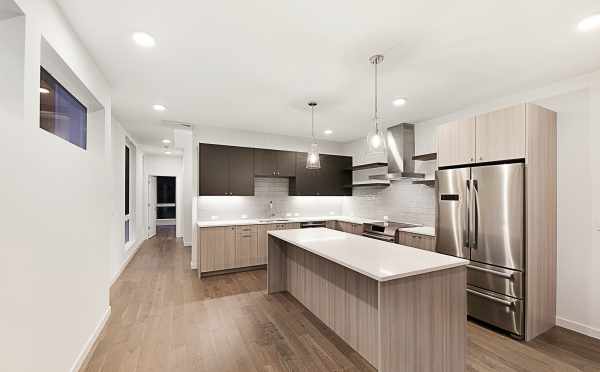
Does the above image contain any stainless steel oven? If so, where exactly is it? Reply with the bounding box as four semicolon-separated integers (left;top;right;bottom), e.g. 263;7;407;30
362;222;421;243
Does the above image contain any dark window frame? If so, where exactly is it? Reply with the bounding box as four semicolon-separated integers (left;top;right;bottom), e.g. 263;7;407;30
125;145;130;216
39;66;88;149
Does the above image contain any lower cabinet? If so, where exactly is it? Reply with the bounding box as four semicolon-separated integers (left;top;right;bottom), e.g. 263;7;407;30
336;221;363;235
325;220;337;230
396;232;436;251
199;222;302;275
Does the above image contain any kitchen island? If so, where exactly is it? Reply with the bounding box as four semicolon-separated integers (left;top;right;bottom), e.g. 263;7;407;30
268;228;468;372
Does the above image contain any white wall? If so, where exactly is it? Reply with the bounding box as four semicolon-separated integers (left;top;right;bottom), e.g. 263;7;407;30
144;154;184;237
413;71;600;339
110;117;145;285
0;0;115;370
174;129;193;246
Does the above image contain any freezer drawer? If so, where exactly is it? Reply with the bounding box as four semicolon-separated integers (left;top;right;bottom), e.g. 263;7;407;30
467;262;523;299
467;285;524;337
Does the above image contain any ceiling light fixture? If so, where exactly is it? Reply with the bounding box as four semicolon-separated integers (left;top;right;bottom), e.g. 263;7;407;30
366;54;386;154
324;129;333;135
578;14;600;32
132;32;156;47
39;87;50;94
153;104;166;112
164;150;172;155
306;102;321;169
392;97;407;107
162;139;171;144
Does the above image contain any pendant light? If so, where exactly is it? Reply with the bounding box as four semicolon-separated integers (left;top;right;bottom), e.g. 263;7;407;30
366;54;386;154
306;101;321;169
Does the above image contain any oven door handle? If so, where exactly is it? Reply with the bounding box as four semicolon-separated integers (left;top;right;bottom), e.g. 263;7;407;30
467;289;515;307
467;265;514;279
362;233;394;242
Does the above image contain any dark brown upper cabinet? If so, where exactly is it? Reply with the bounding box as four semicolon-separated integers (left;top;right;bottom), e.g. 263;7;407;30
254;149;296;177
292;153;352;196
199;144;254;196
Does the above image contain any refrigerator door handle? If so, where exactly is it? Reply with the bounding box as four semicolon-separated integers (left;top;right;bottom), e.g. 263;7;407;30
465;180;470;248
472;179;479;249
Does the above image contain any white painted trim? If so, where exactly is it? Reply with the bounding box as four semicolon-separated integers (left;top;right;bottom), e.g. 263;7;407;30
111;239;142;286
71;306;111;372
191;260;197;270
184;239;192;247
157;218;176;226
556;317;600;340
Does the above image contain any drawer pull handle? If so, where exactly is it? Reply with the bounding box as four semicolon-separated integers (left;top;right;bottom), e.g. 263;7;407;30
467;265;514;279
467;289;515;307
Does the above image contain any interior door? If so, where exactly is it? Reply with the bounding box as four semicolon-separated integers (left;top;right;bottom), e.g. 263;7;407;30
470;163;524;270
436;168;470;259
147;175;157;238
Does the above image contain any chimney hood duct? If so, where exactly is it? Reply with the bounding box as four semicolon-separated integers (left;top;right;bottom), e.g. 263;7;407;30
370;123;425;180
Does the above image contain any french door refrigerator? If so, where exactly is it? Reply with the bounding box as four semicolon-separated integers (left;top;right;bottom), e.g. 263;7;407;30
436;162;525;338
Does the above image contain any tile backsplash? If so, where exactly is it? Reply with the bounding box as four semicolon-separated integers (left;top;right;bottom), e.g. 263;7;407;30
196;177;436;226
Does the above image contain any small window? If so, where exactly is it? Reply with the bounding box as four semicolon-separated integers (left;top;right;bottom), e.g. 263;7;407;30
40;67;87;149
125;145;130;215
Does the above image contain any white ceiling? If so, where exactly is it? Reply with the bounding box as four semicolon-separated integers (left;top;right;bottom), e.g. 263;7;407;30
56;0;600;146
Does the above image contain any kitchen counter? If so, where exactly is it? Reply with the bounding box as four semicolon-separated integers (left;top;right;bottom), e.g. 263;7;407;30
267;228;467;371
397;225;436;237
268;228;465;282
196;215;382;228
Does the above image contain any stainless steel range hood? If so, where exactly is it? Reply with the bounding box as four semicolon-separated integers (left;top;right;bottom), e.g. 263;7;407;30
370;123;425;180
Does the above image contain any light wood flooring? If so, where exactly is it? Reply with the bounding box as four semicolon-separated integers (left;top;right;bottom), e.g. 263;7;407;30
82;226;600;372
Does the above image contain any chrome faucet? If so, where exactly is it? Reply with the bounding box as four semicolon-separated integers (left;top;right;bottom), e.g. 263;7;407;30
269;200;275;217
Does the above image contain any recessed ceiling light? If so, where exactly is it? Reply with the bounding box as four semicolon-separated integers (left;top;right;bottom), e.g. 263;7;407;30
132;32;156;47
578;14;600;32
39;87;50;94
392;98;407;107
164;151;172;155
324;129;333;135
162;139;171;144
153;104;166;111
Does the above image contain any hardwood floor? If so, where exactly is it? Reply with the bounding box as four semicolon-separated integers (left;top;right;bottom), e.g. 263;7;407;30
82;227;600;372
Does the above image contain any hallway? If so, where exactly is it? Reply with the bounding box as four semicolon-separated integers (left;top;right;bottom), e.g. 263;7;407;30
82;227;600;372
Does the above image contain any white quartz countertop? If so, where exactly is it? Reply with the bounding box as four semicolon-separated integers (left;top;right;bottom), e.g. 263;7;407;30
197;215;382;228
397;226;436;237
268;228;466;282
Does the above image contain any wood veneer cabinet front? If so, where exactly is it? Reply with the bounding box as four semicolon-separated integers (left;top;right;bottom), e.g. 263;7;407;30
396;232;436;251
198;143;255;196
437;117;476;167
268;236;466;371
254;149;296;177
199;226;236;272
476;104;526;163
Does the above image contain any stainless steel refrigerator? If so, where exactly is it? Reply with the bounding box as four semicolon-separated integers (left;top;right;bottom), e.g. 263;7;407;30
436;162;525;337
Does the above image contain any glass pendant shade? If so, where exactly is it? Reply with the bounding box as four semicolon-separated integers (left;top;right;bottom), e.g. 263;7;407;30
306;142;321;169
366;123;386;154
306;101;321;169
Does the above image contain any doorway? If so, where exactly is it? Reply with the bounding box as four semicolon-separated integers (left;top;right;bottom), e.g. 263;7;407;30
147;175;177;238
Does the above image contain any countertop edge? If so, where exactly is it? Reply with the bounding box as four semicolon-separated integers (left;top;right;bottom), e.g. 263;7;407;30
268;230;465;282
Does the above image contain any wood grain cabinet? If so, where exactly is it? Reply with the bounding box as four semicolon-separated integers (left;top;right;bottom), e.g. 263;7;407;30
336;221;363;235
199;143;255;196
235;225;258;267
257;222;301;265
254;149;296;177
396;232;436;251
475;104;526;163
437;117;476;167
199;226;235;272
437;104;527;168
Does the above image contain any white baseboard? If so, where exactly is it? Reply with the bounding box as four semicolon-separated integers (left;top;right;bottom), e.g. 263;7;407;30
71;306;111;372
183;240;192;247
557;316;600;340
111;239;143;287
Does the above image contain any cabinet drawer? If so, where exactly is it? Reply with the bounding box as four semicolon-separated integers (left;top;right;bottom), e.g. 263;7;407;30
467;285;524;337
236;225;257;237
467;262;523;299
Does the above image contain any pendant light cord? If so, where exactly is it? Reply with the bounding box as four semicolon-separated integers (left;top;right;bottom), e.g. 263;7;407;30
374;61;378;131
311;106;315;140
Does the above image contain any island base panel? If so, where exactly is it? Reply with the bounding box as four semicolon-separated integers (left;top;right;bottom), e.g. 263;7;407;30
268;235;466;372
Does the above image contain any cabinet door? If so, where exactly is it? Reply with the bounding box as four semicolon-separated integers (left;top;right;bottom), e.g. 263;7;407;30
199;144;230;196
326;220;336;230
352;223;363;235
257;224;276;265
276;151;296;177
476;104;526;163
200;227;225;272
437;117;476;168
235;225;257;267
294;153;320;195
229;146;255;196
254;149;277;176
223;226;236;269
